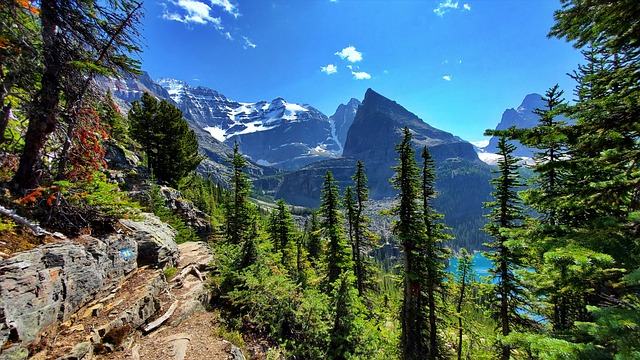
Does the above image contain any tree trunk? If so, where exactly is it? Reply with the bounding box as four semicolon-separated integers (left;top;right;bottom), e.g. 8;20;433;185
11;0;60;189
457;265;467;360
0;103;10;145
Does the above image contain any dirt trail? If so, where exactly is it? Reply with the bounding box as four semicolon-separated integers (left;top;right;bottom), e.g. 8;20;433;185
34;242;244;360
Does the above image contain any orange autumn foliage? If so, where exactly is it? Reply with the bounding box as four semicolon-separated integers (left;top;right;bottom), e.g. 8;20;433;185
15;0;39;15
64;107;109;182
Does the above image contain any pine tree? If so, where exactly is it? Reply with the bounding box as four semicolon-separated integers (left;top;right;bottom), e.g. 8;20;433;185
128;93;202;186
390;127;429;359
351;160;379;298
225;142;255;248
267;199;296;268
421;146;450;359
482;135;528;360
455;248;475;360
306;211;322;264
320;170;352;285
12;0;142;189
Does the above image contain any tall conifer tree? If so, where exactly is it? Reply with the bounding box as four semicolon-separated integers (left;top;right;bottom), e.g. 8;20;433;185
320;170;352;285
351;160;378;297
483;135;528;360
391;127;429;359
421;146;450;359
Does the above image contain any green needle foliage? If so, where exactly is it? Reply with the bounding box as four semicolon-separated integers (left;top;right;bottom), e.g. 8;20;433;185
482;134;529;360
128;92;202;186
320;170;353;285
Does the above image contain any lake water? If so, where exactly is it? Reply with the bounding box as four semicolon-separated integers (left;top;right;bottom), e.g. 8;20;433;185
447;251;493;280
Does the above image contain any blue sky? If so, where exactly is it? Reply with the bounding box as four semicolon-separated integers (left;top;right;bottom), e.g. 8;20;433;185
140;0;583;144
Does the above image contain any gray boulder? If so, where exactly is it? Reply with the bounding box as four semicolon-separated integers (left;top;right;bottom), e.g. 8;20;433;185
0;234;137;355
120;213;179;268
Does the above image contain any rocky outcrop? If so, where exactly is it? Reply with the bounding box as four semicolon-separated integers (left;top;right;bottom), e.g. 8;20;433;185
160;188;213;239
120;213;179;268
0;213;179;359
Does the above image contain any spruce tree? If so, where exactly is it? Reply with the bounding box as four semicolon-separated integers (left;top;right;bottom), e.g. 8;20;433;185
225;142;255;248
320;170;352;285
128;94;201;185
351;160;379;297
306;211;322;264
421;146;450;359
12;0;143;189
482;135;528;360
390;127;429;359
267;199;296;267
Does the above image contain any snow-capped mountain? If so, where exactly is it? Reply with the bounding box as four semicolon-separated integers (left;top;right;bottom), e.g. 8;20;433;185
157;78;341;170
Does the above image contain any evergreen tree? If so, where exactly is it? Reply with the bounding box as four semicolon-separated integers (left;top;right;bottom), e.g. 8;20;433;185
128;93;202;186
306;211;323;264
129;93;159;170
328;271;367;360
421;146;450;359
12;0;143;189
351;160;379;298
343;186;357;266
267;199;296;268
225;142;255;249
482;135;528;360
320;170;352;285
455;248;475;360
99;90;128;142
511;2;640;357
390;127;429;359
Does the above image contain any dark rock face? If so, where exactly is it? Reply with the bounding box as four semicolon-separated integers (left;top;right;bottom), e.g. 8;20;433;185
278;89;482;205
276;89;492;250
330;98;361;151
486;93;545;157
120;213;179;268
344;89;478;163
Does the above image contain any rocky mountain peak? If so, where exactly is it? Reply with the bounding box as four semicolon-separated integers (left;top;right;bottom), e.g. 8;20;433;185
486;93;544;157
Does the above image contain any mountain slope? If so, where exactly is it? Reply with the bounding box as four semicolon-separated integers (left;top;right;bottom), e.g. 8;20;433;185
275;89;493;250
157;79;340;170
100;73;276;185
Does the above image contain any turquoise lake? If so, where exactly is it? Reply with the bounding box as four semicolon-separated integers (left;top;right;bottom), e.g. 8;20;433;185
447;252;493;280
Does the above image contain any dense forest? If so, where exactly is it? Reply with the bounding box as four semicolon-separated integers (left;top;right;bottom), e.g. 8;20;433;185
1;0;639;359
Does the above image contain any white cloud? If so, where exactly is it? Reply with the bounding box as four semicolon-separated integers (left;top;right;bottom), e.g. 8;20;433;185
224;31;233;40
442;75;451;81
210;0;240;18
463;3;471;11
433;0;459;16
162;0;222;26
352;71;371;80
321;64;338;75
335;46;363;63
243;36;257;49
